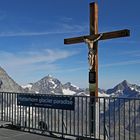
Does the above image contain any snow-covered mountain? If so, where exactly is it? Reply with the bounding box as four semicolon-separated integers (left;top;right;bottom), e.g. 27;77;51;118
63;82;85;95
22;84;33;90
22;75;140;98
23;75;85;95
27;75;63;94
0;66;140;98
106;80;140;98
0;67;25;93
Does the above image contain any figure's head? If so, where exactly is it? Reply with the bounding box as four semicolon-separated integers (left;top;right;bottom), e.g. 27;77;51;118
83;38;91;44
83;38;94;49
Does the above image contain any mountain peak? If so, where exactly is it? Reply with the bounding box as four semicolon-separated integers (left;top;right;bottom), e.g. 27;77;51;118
106;80;140;97
41;75;53;81
63;82;82;93
121;80;130;87
47;74;52;78
0;66;25;92
64;82;72;86
0;66;7;75
44;74;54;80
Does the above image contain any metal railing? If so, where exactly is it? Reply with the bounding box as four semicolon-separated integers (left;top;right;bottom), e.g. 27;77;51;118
0;92;139;140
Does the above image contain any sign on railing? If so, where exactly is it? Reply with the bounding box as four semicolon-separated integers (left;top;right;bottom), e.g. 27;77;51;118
17;94;75;110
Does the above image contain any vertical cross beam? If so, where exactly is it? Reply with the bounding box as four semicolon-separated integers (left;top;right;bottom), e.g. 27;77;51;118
89;2;98;97
89;2;99;136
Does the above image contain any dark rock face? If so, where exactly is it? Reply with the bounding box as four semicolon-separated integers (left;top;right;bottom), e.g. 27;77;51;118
28;76;84;95
30;75;63;94
0;79;3;88
107;80;130;94
0;66;25;93
106;80;140;98
63;82;83;93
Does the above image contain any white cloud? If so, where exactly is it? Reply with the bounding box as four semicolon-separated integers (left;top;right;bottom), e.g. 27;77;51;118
118;50;140;56
53;67;87;73
100;59;140;68
60;17;73;22
0;30;68;37
0;49;78;81
0;49;77;66
0;23;87;37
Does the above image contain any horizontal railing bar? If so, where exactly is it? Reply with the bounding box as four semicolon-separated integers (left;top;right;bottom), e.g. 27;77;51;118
0;91;140;100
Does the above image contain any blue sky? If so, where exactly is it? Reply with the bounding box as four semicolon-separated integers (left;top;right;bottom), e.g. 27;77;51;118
0;0;140;89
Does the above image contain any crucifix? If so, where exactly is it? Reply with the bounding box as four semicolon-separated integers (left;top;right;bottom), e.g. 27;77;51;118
64;2;130;136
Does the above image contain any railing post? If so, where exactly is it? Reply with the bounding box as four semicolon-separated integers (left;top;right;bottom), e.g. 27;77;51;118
89;97;94;137
62;110;64;138
124;98;125;140
129;99;131;140
1;93;3;121
134;99;136;140
104;98;106;140
29;106;30;132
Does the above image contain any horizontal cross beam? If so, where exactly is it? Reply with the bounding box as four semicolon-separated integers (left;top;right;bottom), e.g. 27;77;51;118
64;29;130;45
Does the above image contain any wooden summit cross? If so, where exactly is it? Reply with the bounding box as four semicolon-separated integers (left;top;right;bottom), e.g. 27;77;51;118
64;2;130;98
